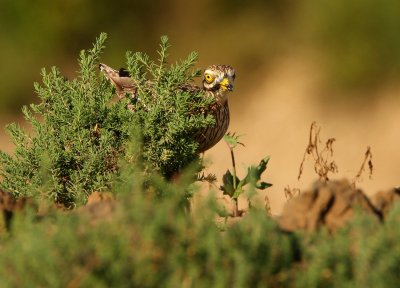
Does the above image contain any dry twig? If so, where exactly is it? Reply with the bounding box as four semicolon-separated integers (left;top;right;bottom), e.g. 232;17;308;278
298;122;338;182
352;146;373;187
197;172;217;184
284;186;301;200
264;196;272;216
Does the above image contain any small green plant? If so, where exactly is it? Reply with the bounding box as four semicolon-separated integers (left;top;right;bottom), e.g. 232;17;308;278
220;133;272;216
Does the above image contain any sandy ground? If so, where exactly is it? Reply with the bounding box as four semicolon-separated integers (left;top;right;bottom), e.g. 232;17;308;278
1;55;399;215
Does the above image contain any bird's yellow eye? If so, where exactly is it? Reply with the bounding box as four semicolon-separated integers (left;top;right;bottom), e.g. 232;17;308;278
205;74;214;83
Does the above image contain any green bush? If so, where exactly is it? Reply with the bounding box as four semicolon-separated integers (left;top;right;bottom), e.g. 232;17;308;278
0;180;299;287
2;174;400;287
0;33;212;207
297;204;400;287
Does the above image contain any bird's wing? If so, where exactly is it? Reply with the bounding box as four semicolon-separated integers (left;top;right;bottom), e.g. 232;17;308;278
99;63;137;97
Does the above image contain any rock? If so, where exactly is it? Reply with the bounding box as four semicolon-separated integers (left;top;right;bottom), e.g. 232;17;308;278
370;187;400;217
277;179;382;233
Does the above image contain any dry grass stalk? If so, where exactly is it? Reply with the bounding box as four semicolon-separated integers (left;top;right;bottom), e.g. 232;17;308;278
284;186;301;200
265;196;272;216
352;146;373;187
298;122;338;182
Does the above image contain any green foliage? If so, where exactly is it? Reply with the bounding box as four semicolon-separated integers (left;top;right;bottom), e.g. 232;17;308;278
294;204;400;287
0;33;128;207
220;134;272;200
0;174;299;287
0;33;214;206
2;167;400;287
221;156;272;199
124;36;214;179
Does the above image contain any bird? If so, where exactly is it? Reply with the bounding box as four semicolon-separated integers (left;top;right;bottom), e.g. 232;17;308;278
99;63;235;153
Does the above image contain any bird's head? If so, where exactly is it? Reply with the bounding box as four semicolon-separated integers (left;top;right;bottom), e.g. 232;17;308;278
202;65;236;104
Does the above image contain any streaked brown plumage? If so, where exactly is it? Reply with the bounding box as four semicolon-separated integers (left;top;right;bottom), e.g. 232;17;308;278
99;63;235;153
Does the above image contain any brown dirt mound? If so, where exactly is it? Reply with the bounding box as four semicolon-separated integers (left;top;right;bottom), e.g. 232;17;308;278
277;179;383;233
370;187;400;217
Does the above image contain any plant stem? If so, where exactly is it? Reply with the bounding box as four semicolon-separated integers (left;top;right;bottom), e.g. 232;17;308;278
229;147;239;217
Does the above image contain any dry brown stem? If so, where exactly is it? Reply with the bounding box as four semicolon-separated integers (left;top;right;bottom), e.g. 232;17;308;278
197;172;217;184
284;186;301;200
264;196;272;216
298;122;338;182
352;146;373;187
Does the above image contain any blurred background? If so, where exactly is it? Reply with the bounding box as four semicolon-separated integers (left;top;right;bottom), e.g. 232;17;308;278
1;0;400;213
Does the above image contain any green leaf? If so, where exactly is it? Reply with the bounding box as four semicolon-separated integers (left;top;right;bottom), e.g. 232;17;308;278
220;170;240;197
256;181;273;190
223;133;245;149
254;156;270;178
242;156;270;186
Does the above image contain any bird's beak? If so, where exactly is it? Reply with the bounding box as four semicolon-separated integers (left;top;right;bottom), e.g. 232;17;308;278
219;77;234;92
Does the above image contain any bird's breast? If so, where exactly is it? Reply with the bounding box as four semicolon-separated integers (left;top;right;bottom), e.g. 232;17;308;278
195;101;230;153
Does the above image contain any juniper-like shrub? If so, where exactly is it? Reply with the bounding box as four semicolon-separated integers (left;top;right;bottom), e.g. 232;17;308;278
0;179;300;287
124;36;215;178
0;33;214;207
